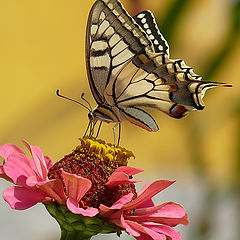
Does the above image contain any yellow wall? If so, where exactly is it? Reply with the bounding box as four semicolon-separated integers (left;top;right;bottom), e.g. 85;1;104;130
0;0;239;239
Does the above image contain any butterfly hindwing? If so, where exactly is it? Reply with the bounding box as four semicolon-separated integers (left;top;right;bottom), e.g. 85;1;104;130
120;106;159;132
86;0;154;104
114;52;225;120
133;10;169;55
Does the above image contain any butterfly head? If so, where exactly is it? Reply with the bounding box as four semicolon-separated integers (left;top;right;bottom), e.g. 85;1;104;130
88;111;94;121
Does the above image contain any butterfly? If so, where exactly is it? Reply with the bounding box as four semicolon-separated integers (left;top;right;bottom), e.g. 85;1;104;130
83;0;230;144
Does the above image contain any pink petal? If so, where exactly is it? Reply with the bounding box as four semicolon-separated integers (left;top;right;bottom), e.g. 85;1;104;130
3;186;48;210
111;193;134;209
125;220;166;240
99;193;133;218
135;202;186;217
123;180;175;210
99;204;113;218
126;202;188;226
22;140;49;180
137;182;152;196
3;153;35;187
26;175;47;187
39;179;67;205
0;143;24;160
114;166;144;176
67;198;98;216
44;156;53;170
61;170;91;201
142;224;183;240
107;172;141;187
110;211;141;237
137;198;155;209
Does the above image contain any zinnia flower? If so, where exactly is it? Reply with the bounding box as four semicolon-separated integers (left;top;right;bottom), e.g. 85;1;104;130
0;138;188;240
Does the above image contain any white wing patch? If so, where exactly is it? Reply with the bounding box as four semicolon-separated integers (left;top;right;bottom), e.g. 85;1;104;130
86;0;154;104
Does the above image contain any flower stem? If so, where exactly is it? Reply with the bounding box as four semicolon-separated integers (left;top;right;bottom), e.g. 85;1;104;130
60;229;92;240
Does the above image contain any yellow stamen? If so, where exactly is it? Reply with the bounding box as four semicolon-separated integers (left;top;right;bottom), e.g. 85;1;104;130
79;137;134;166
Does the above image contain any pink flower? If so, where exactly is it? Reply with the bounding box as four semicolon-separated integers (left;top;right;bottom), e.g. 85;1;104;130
0;138;188;239
99;167;188;240
0;141;98;216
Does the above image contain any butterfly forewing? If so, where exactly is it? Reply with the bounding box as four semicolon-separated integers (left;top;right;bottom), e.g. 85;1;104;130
86;0;154;105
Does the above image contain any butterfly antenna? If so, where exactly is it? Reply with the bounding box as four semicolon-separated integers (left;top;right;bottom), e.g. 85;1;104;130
56;89;91;112
81;93;92;112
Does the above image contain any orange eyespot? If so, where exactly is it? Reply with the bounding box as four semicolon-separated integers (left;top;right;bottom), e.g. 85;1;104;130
170;104;188;119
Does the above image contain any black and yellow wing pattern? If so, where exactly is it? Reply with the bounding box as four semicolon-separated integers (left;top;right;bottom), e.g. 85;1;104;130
86;0;230;132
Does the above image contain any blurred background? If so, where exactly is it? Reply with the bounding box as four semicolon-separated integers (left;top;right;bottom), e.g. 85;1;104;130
0;0;239;239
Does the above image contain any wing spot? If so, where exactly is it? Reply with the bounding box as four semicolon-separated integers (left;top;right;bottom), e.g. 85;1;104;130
132;29;140;37
176;73;185;82
140;38;148;45
141;18;147;24
99;12;106;21
108;3;114;10
149;34;155;40
143;23;149;29
146;29;152;34
170;104;189;119
137;13;145;18
119;16;125;23
154;55;164;65
125;23;132;30
155;79;164;85
166;63;175;73
113;9;120;16
91;25;98;36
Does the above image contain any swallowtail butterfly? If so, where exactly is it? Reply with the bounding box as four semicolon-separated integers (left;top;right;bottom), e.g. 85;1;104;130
85;0;230;141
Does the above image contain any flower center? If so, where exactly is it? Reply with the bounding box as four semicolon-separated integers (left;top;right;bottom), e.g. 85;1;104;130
48;138;137;208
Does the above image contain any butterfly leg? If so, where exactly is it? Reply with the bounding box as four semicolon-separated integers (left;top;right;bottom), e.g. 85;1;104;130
95;121;103;139
83;120;91;138
89;120;97;138
113;122;121;159
117;123;121;147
